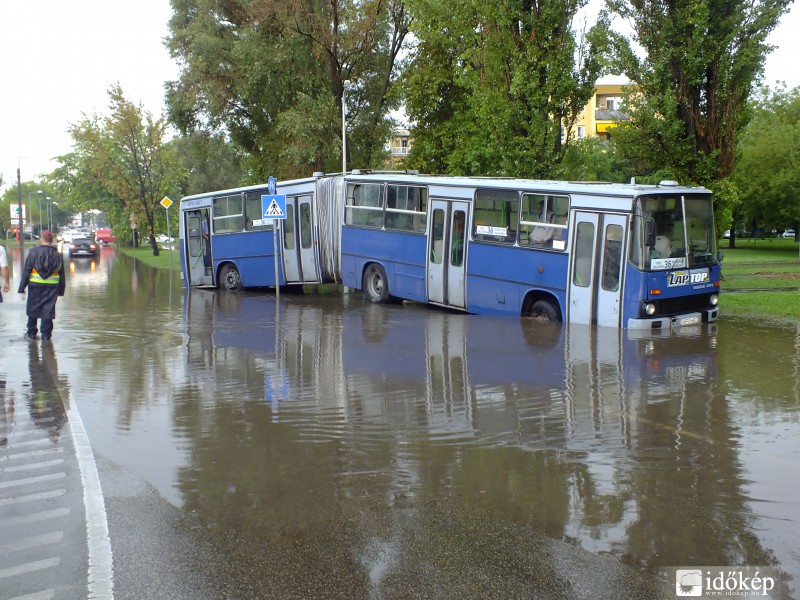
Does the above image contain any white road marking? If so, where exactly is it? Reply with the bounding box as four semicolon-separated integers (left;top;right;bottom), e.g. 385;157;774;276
0;557;60;579
3;507;70;526
6;589;56;600
2;448;63;462
0;472;66;490
5;438;52;450
0;489;66;507
2;458;65;473
1;531;63;553
65;402;114;600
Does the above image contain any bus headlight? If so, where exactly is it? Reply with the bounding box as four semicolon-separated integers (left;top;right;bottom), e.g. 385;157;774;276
710;294;719;306
645;303;656;316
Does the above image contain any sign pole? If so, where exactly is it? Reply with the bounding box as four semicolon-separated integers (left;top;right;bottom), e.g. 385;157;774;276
263;177;286;304
161;197;174;271
17;168;24;257
274;220;279;302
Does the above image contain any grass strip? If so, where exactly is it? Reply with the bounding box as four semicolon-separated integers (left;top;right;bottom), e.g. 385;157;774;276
115;244;180;270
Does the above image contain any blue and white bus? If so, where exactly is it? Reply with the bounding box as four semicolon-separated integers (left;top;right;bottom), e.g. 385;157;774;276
180;171;720;329
178;174;342;291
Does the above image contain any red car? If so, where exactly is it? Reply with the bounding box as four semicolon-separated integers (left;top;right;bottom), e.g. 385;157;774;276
95;228;116;244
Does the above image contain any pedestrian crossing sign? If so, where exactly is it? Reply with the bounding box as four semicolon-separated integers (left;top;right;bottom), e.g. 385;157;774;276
261;194;286;220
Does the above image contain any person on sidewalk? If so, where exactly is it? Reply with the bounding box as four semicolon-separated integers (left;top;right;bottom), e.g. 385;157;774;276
17;231;65;340
0;243;10;302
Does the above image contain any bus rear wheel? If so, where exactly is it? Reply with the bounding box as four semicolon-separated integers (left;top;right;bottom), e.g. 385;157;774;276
220;264;242;292
527;299;560;322
363;264;390;303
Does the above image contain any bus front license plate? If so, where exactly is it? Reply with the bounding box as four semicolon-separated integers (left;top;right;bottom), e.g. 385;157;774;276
678;315;700;327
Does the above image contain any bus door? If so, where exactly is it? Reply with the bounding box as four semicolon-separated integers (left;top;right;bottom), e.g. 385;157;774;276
569;212;628;327
281;195;320;284
427;200;469;308
184;209;213;286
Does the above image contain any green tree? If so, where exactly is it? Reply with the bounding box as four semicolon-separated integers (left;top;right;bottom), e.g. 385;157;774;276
0;181;57;237
601;0;791;229
555;136;639;182
733;85;800;241
403;0;603;178
172;131;246;197
165;0;410;179
49;150;114;228
57;85;186;255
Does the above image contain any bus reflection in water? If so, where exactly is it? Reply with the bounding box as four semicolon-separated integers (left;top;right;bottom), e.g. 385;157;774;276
181;291;798;592
183;290;718;449
179;173;721;329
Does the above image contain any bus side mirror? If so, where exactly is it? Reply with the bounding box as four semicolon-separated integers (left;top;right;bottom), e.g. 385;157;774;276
645;220;656;247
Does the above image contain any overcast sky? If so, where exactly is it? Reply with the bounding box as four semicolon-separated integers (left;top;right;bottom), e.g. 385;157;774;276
2;0;799;192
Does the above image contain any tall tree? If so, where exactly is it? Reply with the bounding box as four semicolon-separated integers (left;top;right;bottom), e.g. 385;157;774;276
733;85;800;239
165;0;410;179
172;131;246;197
601;0;792;191
403;0;603;178
61;85;186;255
555;137;639;183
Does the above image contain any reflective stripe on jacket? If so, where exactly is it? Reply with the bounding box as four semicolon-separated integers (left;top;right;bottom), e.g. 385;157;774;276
30;266;61;285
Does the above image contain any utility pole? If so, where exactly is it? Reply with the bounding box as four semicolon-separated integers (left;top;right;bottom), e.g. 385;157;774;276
17;167;24;257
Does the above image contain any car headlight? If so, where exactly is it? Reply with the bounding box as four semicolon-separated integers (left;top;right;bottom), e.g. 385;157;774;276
645;303;656;316
710;294;718;306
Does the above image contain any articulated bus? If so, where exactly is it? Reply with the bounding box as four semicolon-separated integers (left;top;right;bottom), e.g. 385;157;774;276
179;171;720;329
179;175;342;291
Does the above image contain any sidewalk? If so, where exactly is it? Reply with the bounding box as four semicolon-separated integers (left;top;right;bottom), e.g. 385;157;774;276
0;290;112;600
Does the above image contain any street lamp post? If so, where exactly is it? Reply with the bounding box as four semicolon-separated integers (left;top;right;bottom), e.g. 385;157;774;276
342;80;350;174
37;190;43;233
29;189;43;234
48;199;55;232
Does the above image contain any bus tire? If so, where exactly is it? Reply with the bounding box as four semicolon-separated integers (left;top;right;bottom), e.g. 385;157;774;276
220;264;242;292
363;264;391;303
528;299;560;322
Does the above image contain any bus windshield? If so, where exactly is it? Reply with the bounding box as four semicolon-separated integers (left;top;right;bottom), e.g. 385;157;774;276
632;194;717;271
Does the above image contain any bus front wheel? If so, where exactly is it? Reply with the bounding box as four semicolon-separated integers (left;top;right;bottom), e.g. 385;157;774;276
363;264;390;303
220;264;242;292
527;299;560;322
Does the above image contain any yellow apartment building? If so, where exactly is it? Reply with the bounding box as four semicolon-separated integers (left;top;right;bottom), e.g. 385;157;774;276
572;81;630;140
387;128;412;166
387;79;631;165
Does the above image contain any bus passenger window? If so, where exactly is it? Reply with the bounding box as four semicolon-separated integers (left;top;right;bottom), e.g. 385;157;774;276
451;210;465;266
386;185;428;232
473;189;518;244
245;189;273;230
213;193;245;233
520;193;569;250
573;222;594;287
300;202;312;249
284;204;296;250
431;209;445;264
346;183;384;228
601;225;623;292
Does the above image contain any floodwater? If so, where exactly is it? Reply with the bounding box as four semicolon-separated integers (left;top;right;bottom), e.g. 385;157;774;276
2;244;799;598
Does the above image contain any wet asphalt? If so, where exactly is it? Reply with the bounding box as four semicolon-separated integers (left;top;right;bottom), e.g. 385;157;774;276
0;244;751;599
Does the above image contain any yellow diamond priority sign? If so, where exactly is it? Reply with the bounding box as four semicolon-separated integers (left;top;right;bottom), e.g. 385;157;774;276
160;196;173;209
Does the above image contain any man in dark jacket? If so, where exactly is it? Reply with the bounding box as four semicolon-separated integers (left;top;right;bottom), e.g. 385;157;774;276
18;231;66;340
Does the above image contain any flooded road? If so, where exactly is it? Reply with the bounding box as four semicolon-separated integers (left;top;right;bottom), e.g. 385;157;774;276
1;245;799;599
